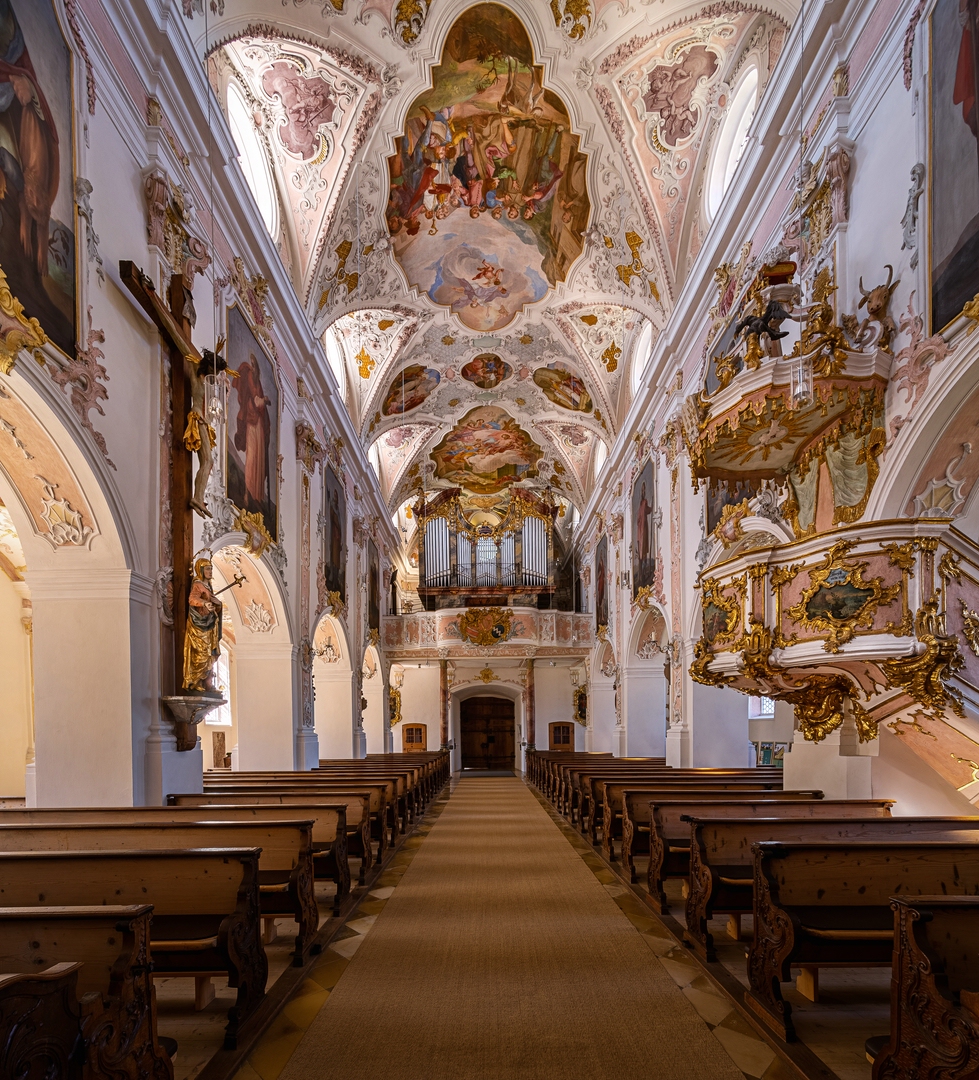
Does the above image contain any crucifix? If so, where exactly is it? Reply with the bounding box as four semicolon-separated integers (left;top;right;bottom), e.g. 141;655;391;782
121;258;223;730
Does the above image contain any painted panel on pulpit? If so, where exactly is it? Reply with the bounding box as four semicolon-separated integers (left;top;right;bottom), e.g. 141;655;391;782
323;462;346;604
0;0;76;358
226;305;280;541
930;0;979;332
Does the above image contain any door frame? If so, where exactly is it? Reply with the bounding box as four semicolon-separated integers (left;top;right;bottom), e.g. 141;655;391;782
450;684;525;775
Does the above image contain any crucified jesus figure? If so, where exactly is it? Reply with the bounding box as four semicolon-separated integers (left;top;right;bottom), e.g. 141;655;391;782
184;338;230;518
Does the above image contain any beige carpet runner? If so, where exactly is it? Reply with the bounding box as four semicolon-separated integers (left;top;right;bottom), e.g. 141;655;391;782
280;777;743;1079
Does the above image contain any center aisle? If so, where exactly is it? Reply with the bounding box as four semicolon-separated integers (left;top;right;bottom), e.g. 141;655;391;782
278;777;745;1079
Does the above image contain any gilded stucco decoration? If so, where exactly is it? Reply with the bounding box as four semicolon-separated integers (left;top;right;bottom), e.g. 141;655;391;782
458;606;514;646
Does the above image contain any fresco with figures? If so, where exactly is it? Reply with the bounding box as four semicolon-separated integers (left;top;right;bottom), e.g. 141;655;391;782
430;405;542;494
0;0;76;357
385;3;590;331
226;305;279;540
930;0;979;331
533;362;592;412
382;363;441;415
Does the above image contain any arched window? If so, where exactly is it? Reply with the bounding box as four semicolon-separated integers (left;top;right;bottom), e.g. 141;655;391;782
706;67;759;220
630;319;655;397
592;438;608;482
324;328;346;398
368;440;381;480
227;81;278;239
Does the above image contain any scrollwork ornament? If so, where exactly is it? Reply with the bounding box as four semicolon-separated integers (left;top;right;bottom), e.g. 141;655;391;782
881;595;965;718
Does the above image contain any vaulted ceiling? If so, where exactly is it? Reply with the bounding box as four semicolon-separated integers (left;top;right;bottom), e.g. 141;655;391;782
192;0;793;517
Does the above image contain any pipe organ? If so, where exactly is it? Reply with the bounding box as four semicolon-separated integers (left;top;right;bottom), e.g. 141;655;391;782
416;489;556;608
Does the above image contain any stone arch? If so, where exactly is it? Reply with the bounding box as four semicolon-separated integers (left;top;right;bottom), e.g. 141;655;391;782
0;369;139;806
361;642;386;755
312;612;359;758
209;543;297;770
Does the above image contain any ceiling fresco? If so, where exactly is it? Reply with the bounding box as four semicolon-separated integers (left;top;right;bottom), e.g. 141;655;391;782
386;4;590;331
191;0;795;512
430;405;544;493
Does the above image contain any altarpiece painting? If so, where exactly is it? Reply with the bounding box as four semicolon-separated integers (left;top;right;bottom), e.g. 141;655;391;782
323;462;346;604
632;457;655;598
0;0;76;357
595;533;609;632
226;305;279;541
930;0;979;331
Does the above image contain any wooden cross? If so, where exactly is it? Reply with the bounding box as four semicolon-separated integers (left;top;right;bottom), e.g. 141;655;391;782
120;260;201;703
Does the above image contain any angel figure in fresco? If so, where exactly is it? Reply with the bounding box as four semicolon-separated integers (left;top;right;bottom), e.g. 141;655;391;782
183;555;222;692
234;355;272;515
0;0;60;277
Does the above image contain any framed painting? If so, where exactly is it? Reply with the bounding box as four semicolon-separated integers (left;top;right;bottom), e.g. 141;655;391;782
595;533;609;632
226;304;279;541
0;0;77;358
323;462;346;604
632;457;655;598
930;0;979;332
367;538;380;630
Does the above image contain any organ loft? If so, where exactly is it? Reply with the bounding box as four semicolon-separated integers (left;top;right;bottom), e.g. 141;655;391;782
0;0;978;1076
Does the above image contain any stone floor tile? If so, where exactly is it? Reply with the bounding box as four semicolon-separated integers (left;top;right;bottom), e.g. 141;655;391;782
369;886;396;899
658;954;700;988
328;933;366;959
245;1014;306;1080
345;914;378;935
711;1024;776;1079
683;984;736;1027
281;987;330;1029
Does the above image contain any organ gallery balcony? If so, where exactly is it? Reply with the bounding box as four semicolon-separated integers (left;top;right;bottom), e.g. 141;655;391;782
689;520;979;743
414;488;566;610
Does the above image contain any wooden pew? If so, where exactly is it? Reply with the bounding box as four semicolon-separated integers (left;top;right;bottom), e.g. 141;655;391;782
599;777;806;860
578;771;786;845
206;772;407;842
164;795;361;888
530;752;615;799
560;764;784;833
872;895;979;1080
0;963;88;1078
685;815;979;961
0;904;173;1079
633;793;850;897
0;847;267;1049
0;820;322;961
747;840;979;1040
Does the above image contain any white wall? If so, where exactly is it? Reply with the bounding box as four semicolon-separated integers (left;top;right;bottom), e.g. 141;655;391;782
872;727;977;816
0;576;30;797
624;662;667;757
314;661;356;758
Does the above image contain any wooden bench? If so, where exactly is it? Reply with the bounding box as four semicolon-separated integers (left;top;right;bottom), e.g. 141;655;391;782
528;752;614;800
599;781;816;862
0;904;173;1079
0;963;88;1078
207;772;407;842
0;847;267;1049
633;794;852;899
0;820;322;962
162;796;358;892
567;766;784;835
685;815;979;961
872;895;979;1080
578;771;786;845
747;839;979;1040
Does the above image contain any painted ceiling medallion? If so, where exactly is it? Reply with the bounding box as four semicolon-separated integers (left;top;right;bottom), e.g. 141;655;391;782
430;405;543;494
385;4;590;331
381;364;441;415
461;353;512;389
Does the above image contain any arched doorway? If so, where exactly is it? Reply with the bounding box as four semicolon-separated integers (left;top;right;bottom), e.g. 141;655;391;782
460;696;515;772
312;613;357;758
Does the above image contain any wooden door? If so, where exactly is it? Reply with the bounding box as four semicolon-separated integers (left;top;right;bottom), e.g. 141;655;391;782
460;697;515;771
548;722;573;750
403;724;427;751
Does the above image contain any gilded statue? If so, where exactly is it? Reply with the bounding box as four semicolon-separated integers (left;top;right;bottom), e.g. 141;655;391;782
182;555;223;692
